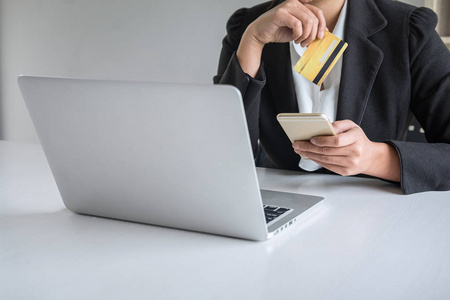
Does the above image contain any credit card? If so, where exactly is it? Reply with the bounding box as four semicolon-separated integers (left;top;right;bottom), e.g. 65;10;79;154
293;31;348;86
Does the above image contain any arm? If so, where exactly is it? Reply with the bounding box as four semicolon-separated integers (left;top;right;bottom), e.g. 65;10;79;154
292;7;450;194
214;0;326;156
213;7;266;156
389;7;450;193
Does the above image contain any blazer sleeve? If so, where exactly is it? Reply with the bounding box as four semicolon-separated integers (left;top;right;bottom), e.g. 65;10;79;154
213;8;266;157
388;7;450;194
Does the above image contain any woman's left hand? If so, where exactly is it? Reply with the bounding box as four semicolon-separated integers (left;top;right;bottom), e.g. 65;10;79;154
292;120;401;181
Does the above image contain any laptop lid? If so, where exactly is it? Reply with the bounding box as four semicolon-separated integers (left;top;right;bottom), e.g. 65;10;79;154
18;76;275;240
18;76;323;241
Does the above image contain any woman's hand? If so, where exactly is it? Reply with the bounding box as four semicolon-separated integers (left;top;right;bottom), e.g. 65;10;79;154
237;0;326;77
292;120;401;182
250;0;326;46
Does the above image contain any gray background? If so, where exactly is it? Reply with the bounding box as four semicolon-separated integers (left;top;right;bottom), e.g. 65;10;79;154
0;0;424;143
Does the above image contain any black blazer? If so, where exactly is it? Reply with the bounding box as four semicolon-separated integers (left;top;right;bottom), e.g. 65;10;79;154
214;0;450;194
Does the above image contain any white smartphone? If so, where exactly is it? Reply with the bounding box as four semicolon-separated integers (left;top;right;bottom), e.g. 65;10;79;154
276;113;336;143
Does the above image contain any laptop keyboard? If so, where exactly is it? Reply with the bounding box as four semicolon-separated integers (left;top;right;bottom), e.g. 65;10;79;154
264;205;292;225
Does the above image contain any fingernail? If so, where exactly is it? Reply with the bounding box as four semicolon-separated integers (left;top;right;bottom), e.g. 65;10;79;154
310;138;317;145
318;31;324;39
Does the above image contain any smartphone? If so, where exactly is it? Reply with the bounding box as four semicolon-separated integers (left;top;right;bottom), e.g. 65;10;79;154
276;113;336;143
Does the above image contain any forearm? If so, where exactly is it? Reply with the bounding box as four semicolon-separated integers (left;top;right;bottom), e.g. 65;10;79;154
236;26;265;78
214;51;266;157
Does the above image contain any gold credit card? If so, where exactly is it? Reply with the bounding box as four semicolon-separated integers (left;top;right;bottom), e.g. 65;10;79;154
293;31;348;86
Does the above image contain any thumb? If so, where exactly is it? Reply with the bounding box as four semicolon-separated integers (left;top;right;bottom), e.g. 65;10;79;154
332;120;359;135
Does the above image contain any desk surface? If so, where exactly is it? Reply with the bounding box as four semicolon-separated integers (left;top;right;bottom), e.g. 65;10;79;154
1;140;450;300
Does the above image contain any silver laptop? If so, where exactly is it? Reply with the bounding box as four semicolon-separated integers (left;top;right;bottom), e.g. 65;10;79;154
18;76;324;241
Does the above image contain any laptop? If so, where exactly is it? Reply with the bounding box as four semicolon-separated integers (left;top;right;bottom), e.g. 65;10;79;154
18;76;324;241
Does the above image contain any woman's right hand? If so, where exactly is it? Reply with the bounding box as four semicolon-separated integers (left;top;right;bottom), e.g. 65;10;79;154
237;0;326;77
251;0;326;47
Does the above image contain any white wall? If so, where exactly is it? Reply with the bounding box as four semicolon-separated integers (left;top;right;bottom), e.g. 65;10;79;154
0;0;425;143
0;0;261;143
404;0;424;7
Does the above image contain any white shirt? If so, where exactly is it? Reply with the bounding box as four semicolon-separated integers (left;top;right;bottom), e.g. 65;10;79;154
289;0;348;171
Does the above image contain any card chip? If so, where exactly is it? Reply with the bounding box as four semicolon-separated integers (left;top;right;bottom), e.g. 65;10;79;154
293;32;348;86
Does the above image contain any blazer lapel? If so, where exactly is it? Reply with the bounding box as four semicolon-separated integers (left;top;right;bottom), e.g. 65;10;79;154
262;42;299;113
336;0;387;124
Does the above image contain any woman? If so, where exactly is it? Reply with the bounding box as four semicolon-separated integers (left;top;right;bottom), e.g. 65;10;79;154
213;0;450;194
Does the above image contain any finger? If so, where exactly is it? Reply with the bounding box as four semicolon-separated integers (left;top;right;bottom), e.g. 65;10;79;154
300;15;318;47
332;120;359;135
280;13;304;40
305;4;326;39
310;128;361;148
297;148;347;164
292;140;310;151
289;3;317;44
271;5;304;41
297;148;357;174
308;158;357;177
310;120;360;147
294;12;314;45
294;141;351;157
296;4;322;46
277;0;306;42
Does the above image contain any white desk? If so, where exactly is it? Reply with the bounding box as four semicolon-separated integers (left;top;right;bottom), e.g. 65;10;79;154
1;140;450;300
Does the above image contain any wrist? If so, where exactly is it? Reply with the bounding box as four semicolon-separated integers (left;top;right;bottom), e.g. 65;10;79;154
236;27;265;78
243;23;267;49
366;142;401;182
